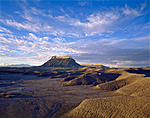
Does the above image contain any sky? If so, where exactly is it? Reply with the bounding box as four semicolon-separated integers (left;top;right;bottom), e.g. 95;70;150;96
0;0;149;67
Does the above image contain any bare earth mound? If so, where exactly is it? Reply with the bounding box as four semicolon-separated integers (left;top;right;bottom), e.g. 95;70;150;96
62;67;120;86
62;67;150;118
63;96;150;118
94;69;150;97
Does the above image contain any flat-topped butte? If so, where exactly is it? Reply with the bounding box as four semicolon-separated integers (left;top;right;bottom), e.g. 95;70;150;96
41;56;80;67
51;56;72;59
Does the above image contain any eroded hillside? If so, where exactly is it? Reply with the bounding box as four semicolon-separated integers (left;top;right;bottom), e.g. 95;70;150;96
61;67;150;118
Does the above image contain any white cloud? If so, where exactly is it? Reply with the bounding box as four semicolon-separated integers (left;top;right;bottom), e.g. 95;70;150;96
53;5;145;37
122;5;141;16
140;3;146;11
112;60;149;68
43;37;49;40
0;19;39;32
0;36;11;43
19;6;47;21
0;26;12;33
30;7;45;15
0;32;79;65
51;37;66;43
98;38;128;45
0;32;149;67
134;35;150;41
74;13;118;27
28;33;38;40
69;12;119;36
0;18;52;33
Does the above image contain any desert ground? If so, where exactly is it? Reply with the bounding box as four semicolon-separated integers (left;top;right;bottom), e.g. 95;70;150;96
0;66;150;118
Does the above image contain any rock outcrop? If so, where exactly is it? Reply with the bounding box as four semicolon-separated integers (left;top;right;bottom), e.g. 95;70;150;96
41;56;81;68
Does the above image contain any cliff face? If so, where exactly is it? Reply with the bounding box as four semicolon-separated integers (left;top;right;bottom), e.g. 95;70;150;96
41;56;81;67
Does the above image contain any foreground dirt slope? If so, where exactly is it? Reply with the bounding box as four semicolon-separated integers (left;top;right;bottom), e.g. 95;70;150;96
62;68;150;118
63;96;150;118
116;77;150;96
94;68;150;96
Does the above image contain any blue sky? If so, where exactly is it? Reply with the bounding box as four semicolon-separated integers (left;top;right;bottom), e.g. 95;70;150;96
0;0;149;67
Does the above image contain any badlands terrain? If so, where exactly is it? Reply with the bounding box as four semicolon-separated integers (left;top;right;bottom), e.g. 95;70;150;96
0;57;150;118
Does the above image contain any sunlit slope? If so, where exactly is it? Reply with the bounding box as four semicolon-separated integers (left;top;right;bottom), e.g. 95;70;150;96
94;68;150;96
63;96;150;118
62;67;120;86
116;77;150;96
62;67;150;118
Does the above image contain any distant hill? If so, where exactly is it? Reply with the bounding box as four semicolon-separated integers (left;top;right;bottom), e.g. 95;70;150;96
81;64;109;68
0;64;31;67
41;56;81;68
